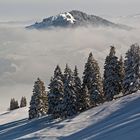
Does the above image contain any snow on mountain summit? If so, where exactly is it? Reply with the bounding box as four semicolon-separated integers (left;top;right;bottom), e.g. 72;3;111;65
45;12;76;24
26;11;77;29
59;12;76;24
26;10;131;30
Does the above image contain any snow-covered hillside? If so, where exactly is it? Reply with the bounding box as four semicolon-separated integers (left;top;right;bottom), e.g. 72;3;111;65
0;91;140;140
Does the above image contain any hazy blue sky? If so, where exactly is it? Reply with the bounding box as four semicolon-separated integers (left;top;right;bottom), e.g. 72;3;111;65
0;0;140;20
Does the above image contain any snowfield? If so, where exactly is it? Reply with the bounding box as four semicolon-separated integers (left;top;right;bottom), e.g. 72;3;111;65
0;91;140;140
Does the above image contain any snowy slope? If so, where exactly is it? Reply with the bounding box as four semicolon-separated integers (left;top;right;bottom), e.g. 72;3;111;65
0;107;28;125
0;91;140;140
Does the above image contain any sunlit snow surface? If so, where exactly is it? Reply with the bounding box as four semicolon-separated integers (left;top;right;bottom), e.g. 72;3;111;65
59;12;76;24
50;12;76;24
0;91;140;140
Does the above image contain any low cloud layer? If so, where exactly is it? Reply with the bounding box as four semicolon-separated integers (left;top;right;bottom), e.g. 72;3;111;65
0;24;140;110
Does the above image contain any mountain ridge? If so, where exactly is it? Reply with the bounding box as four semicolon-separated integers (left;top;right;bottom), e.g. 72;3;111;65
26;10;131;30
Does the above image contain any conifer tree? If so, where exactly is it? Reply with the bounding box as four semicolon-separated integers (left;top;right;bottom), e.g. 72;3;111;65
73;66;82;112
62;64;77;118
10;98;15;110
29;78;48;119
118;56;125;94
10;98;19;110
79;85;91;111
54;65;64;80
48;65;64;118
14;100;19;109
20;96;27;108
123;44;140;94
83;52;103;106
103;46;120;101
73;66;81;93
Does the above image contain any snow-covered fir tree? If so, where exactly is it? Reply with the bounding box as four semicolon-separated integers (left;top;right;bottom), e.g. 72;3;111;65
73;66;82;112
118;56;125;94
123;44;140;94
62;64;77;118
79;85;91;111
103;46;120;101
10;98;19;110
83;52;103;106
20;96;27;108
48;65;64;119
53;65;64;80
73;66;81;93
29;78;48;119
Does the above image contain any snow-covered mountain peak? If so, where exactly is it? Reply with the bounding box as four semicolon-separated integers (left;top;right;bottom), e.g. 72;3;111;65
49;12;76;24
26;10;131;30
59;12;76;24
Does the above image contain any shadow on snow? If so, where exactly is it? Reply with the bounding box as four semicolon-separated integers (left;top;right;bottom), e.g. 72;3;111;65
60;97;140;140
0;97;140;140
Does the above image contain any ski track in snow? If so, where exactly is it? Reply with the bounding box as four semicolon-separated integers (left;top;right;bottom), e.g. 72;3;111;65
0;91;140;140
